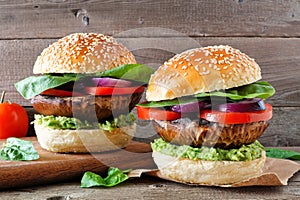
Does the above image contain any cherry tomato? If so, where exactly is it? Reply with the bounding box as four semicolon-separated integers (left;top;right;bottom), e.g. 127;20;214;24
136;106;181;121
0;95;29;139
199;103;273;124
85;86;145;96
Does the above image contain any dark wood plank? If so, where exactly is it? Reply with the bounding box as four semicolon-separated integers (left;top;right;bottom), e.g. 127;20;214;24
0;37;299;107
0;137;155;190
0;0;299;38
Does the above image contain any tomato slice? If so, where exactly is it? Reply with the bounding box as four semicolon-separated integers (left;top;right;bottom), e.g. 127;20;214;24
199;103;273;124
137;106;181;121
41;89;83;97
85;86;145;96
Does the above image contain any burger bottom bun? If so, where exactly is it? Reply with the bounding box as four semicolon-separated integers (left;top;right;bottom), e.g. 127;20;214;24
34;123;135;153
152;150;266;185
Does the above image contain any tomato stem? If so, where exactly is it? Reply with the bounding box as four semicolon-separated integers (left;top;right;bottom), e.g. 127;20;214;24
0;91;5;103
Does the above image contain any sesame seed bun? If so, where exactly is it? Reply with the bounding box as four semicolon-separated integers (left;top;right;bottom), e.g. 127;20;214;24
146;45;261;101
33;33;136;74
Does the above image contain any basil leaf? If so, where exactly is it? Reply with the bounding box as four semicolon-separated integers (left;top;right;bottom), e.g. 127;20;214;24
265;148;300;160
0;137;40;161
98;64;154;83
81;167;130;188
15;74;78;99
195;81;275;100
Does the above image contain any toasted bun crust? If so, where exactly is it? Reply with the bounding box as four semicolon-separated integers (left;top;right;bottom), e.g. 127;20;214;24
146;45;261;101
152;151;266;185
33;33;136;74
34;123;135;153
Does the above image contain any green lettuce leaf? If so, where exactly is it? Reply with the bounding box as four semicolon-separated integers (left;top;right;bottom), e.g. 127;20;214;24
15;64;154;99
0;137;40;161
81;167;130;188
265;148;300;160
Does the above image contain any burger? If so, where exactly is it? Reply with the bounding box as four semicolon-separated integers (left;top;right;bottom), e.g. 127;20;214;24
15;33;154;153
136;45;275;185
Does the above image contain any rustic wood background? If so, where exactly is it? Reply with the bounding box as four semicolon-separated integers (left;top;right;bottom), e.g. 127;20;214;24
0;0;299;146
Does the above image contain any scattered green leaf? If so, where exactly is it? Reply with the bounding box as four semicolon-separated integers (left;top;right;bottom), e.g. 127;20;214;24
81;167;131;188
0;137;40;161
265;148;300;160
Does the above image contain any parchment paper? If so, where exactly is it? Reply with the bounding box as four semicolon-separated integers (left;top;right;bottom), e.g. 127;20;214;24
128;158;300;187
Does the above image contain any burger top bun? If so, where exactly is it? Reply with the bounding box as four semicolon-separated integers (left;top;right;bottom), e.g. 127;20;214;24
33;33;136;74
146;45;261;101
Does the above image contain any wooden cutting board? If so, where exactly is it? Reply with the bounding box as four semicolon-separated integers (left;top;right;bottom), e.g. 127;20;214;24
0;137;156;190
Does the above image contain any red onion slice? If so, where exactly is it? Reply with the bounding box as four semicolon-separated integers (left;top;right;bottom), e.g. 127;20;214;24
171;101;208;113
218;98;265;112
92;77;132;87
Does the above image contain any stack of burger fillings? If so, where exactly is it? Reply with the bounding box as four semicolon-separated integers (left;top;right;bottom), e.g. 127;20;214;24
15;33;154;153
137;45;275;185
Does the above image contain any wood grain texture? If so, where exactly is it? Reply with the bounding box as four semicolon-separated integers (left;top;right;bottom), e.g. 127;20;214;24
0;137;155;190
0;0;299;38
1;37;299;107
0;166;298;200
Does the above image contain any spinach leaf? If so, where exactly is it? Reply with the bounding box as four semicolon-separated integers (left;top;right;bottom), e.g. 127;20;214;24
15;74;78;99
81;167;130;188
140;81;275;108
137;96;204;108
195;81;275;100
265;148;300;160
97;64;154;83
15;64;154;99
0;137;40;161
